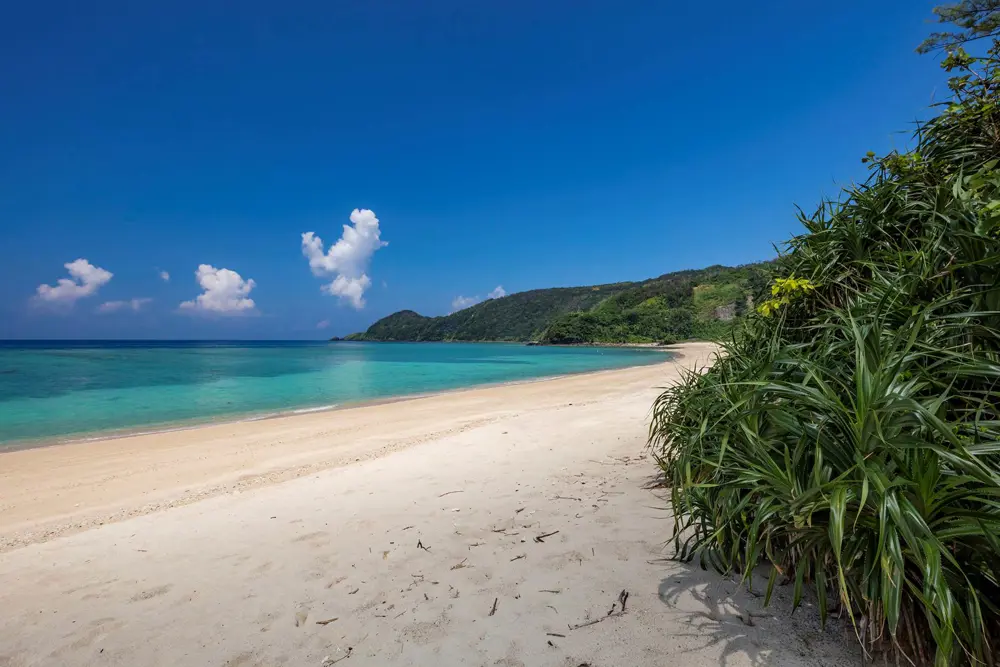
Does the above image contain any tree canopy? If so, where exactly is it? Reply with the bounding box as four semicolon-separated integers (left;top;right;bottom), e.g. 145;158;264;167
919;0;1000;53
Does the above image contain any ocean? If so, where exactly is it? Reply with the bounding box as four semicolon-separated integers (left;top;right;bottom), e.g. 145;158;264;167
0;340;667;447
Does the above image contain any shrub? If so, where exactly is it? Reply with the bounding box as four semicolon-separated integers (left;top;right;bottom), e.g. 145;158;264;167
650;42;1000;665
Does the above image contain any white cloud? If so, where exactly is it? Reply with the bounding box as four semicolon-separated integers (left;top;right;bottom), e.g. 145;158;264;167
179;265;256;315
450;285;507;313
324;274;372;309
98;298;152;313
316;319;331;330
302;208;387;309
451;295;482;312
35;258;113;305
159;270;170;282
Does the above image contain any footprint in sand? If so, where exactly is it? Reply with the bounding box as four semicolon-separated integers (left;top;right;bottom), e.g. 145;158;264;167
251;561;273;575
129;584;172;602
291;531;329;546
62;577;118;597
493;642;526;667
543;550;587;569
253;609;277;630
62;618;124;652
223;650;266;667
402;619;448;646
80;590;110;601
223;553;252;565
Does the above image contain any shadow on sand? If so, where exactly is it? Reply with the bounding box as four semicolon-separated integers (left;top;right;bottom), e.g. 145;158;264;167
656;563;776;667
654;561;858;666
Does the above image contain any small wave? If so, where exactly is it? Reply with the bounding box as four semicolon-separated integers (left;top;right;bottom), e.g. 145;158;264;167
290;404;339;415
243;412;283;422
74;423;203;442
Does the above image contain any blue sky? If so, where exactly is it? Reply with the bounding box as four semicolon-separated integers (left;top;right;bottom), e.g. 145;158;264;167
1;0;947;339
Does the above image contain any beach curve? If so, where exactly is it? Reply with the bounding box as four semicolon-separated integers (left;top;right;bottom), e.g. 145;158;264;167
0;341;853;666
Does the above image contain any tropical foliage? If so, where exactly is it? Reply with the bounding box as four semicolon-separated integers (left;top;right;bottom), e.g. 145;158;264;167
539;264;769;344
649;38;1000;665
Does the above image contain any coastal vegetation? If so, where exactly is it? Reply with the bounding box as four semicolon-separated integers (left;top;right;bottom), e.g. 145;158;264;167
650;8;1000;665
345;263;770;344
540;263;768;344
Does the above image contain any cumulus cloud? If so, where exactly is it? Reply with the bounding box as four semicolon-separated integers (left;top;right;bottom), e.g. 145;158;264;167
451;295;482;312
159;270;170;282
451;285;507;313
179;265;256;315
302;209;387;309
325;274;372;308
316;319;330;330
35;258;113;305
98;298;152;313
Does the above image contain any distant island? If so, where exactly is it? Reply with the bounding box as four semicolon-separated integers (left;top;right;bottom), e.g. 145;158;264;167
339;263;771;344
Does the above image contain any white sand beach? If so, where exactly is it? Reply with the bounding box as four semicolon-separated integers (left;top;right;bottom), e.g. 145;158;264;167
0;342;853;666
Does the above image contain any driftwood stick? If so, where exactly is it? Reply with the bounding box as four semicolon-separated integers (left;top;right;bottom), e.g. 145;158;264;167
569;590;630;630
568;612;625;631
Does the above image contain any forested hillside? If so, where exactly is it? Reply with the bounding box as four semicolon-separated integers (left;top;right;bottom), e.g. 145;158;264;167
344;263;771;343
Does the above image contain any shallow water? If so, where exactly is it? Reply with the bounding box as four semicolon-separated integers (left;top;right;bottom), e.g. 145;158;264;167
0;340;667;447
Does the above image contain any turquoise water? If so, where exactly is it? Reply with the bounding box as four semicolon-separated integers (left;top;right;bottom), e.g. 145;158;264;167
0;341;667;447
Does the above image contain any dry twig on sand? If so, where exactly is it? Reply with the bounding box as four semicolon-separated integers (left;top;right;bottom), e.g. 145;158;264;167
321;647;352;665
569;589;629;631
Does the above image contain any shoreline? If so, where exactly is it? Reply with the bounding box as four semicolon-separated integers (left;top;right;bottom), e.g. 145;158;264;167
0;347;673;453
529;341;677;348
0;343;708;553
337;337;681;349
0;339;854;667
